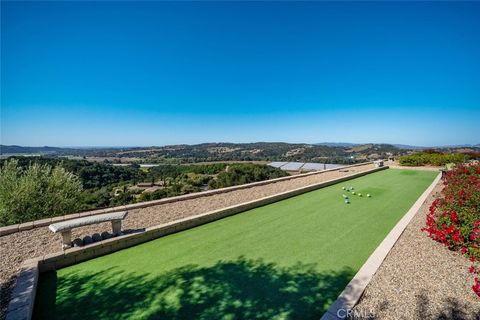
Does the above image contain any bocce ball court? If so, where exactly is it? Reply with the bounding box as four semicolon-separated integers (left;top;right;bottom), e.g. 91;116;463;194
33;168;438;319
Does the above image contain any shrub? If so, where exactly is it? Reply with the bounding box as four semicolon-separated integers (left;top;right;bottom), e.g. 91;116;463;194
423;163;480;297
399;152;467;166
0;159;83;226
208;164;288;189
137;189;168;202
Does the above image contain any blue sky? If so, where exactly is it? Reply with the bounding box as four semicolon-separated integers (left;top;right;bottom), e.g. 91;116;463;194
1;1;479;147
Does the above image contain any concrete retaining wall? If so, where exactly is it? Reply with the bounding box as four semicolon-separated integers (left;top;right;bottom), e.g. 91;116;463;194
5;260;39;320
0;162;372;236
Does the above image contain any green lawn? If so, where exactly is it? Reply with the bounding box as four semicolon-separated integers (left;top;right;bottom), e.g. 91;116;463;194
34;169;437;320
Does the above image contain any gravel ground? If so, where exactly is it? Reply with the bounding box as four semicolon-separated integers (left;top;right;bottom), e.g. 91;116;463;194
0;164;373;318
385;160;442;172
354;180;480;320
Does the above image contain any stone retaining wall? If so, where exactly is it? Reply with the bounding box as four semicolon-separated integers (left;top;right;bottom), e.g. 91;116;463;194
5;165;385;320
0;162;372;236
5;260;38;320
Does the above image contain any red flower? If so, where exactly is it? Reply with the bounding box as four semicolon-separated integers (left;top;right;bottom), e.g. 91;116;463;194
452;232;463;243
473;281;480;297
446;225;456;234
421;163;480;299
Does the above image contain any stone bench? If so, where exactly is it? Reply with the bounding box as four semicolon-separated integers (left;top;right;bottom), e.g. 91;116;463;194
49;211;128;249
373;160;384;168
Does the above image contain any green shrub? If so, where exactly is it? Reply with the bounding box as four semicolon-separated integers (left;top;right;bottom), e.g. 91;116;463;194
209;164;288;189
137;189;168;202
399;152;467;166
0;159;83;226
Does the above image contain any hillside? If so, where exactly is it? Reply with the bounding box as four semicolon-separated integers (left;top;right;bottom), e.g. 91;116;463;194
0;142;404;163
0;145;70;155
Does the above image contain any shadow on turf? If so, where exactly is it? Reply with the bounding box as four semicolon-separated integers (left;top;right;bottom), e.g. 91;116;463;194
33;257;354;320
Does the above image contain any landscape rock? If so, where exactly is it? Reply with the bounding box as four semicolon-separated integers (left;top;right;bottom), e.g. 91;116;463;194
101;231;113;239
92;233;102;242
83;235;93;245
72;238;83;247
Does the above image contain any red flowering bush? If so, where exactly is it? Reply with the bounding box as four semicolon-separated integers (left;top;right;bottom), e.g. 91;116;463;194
423;163;480;297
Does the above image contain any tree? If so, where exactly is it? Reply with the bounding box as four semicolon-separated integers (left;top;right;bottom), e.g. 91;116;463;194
0;159;83;226
209;164;288;189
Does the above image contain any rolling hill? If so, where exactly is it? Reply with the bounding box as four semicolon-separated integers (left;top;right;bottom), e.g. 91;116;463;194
0;142;404;163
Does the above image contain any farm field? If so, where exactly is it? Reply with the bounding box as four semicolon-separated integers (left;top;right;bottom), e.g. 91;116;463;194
33;169;438;319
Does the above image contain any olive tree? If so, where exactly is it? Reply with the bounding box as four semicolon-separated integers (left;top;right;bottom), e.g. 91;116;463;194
0;159;83;226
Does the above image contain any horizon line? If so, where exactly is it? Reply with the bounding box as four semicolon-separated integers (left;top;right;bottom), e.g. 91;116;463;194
1;141;479;149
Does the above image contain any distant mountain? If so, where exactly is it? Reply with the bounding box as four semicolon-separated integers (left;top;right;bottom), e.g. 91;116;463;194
111;142;404;163
315;142;361;147
0;145;72;155
317;142;423;150
392;143;480;150
345;143;399;154
0;142;403;163
0;145;134;156
392;144;426;150
318;142;480;150
317;142;425;150
435;144;480;148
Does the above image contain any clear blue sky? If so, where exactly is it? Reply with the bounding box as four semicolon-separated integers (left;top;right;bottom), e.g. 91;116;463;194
1;1;479;147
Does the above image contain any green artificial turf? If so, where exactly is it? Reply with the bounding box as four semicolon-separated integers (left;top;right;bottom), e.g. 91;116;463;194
34;169;437;320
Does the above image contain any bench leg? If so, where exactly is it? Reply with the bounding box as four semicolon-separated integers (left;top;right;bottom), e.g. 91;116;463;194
61;231;72;249
112;220;122;236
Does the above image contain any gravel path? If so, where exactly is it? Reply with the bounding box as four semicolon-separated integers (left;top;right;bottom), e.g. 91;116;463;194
354;180;480;319
0;164;373;318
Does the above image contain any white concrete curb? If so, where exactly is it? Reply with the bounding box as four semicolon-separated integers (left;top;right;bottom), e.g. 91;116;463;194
321;172;442;320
